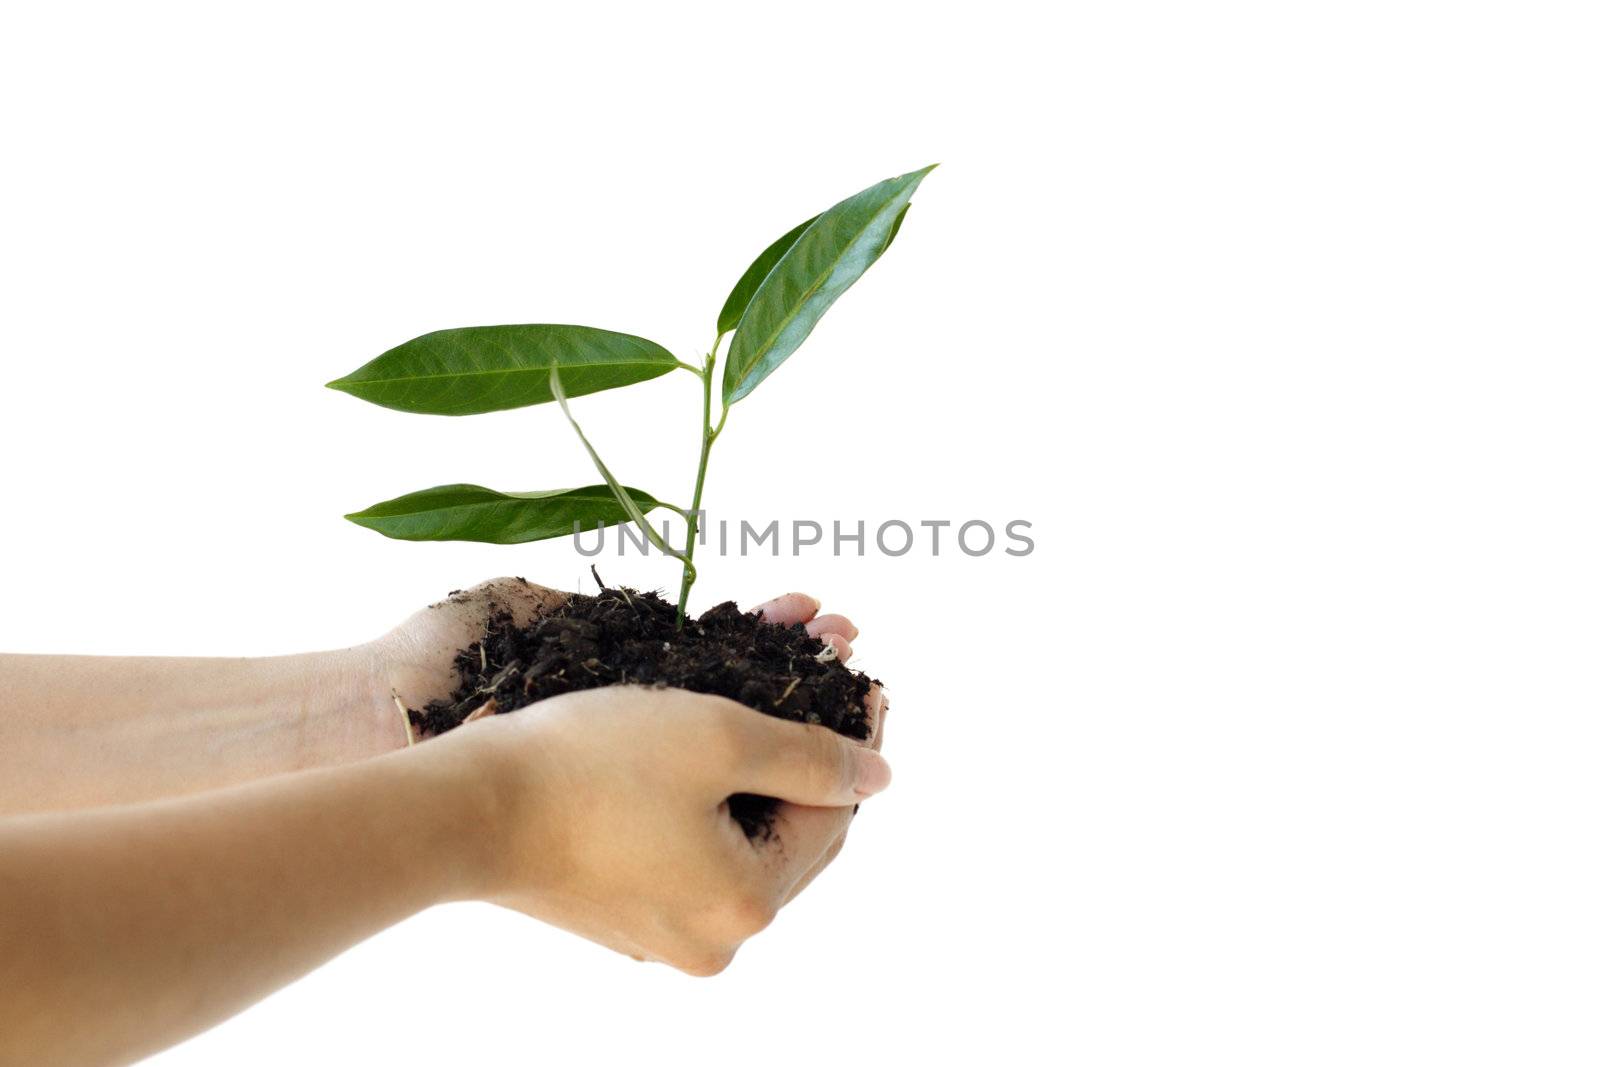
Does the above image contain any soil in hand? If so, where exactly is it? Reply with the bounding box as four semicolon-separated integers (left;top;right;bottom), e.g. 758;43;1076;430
409;582;878;840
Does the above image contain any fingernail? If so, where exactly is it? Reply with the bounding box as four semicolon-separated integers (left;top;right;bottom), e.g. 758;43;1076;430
854;750;892;797
794;592;821;614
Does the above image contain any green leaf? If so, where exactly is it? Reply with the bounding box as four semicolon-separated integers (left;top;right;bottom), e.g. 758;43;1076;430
327;324;679;416
716;213;819;336
881;203;911;255
345;483;665;543
723;165;936;405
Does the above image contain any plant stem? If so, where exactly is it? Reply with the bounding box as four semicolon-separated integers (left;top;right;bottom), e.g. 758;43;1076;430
676;345;723;627
550;364;691;582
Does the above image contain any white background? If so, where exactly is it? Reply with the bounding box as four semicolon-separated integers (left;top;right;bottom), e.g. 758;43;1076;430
2;2;1596;1064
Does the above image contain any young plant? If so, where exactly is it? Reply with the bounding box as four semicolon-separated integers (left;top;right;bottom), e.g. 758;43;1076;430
328;165;935;625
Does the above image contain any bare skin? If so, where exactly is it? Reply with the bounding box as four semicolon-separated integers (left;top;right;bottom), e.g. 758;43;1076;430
0;579;887;1067
0;578;860;813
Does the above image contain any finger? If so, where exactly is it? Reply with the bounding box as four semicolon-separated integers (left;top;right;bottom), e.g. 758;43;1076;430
766;801;848;863
820;633;854;663
865;685;888;751
760;801;848;899
751;592;820;627
768;689;886;902
804;614;858;642
781;824;849;907
729;711;891;807
487;577;569;625
452;577;568;627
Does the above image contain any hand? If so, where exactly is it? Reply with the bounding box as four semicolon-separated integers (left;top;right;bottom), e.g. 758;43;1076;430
0;679;888;1063
364;580;867;748
735;592;887;908
365;577;571;740
431;683;892;976
372;579;888;963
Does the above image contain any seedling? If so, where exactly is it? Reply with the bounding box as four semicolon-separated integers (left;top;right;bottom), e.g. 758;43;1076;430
328;165;935;626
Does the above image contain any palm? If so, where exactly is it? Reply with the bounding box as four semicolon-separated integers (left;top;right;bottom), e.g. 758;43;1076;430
375;578;569;714
371;578;883;894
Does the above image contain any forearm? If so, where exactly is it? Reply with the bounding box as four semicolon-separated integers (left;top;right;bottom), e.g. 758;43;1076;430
0;738;491;1067
0;649;404;813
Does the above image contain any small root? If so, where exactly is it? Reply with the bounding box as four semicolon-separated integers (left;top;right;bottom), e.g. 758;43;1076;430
462;698;498;724
392;692;416;748
773;676;801;707
472;659;521;698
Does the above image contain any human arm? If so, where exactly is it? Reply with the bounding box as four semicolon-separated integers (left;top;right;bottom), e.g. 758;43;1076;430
0;579;859;815
0;684;891;1067
0;646;397;814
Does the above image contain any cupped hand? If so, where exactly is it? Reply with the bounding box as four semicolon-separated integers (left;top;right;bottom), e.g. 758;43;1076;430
365;577;571;740
741;592;888;906
368;578;887;962
433;684;891;975
364;580;867;748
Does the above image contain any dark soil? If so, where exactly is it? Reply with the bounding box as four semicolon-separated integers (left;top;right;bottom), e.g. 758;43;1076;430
410;579;878;840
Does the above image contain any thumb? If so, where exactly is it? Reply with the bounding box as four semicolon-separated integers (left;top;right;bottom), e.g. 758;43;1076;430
730;712;893;807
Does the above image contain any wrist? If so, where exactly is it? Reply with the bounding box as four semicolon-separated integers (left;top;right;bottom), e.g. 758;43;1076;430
399;720;522;904
281;644;411;770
